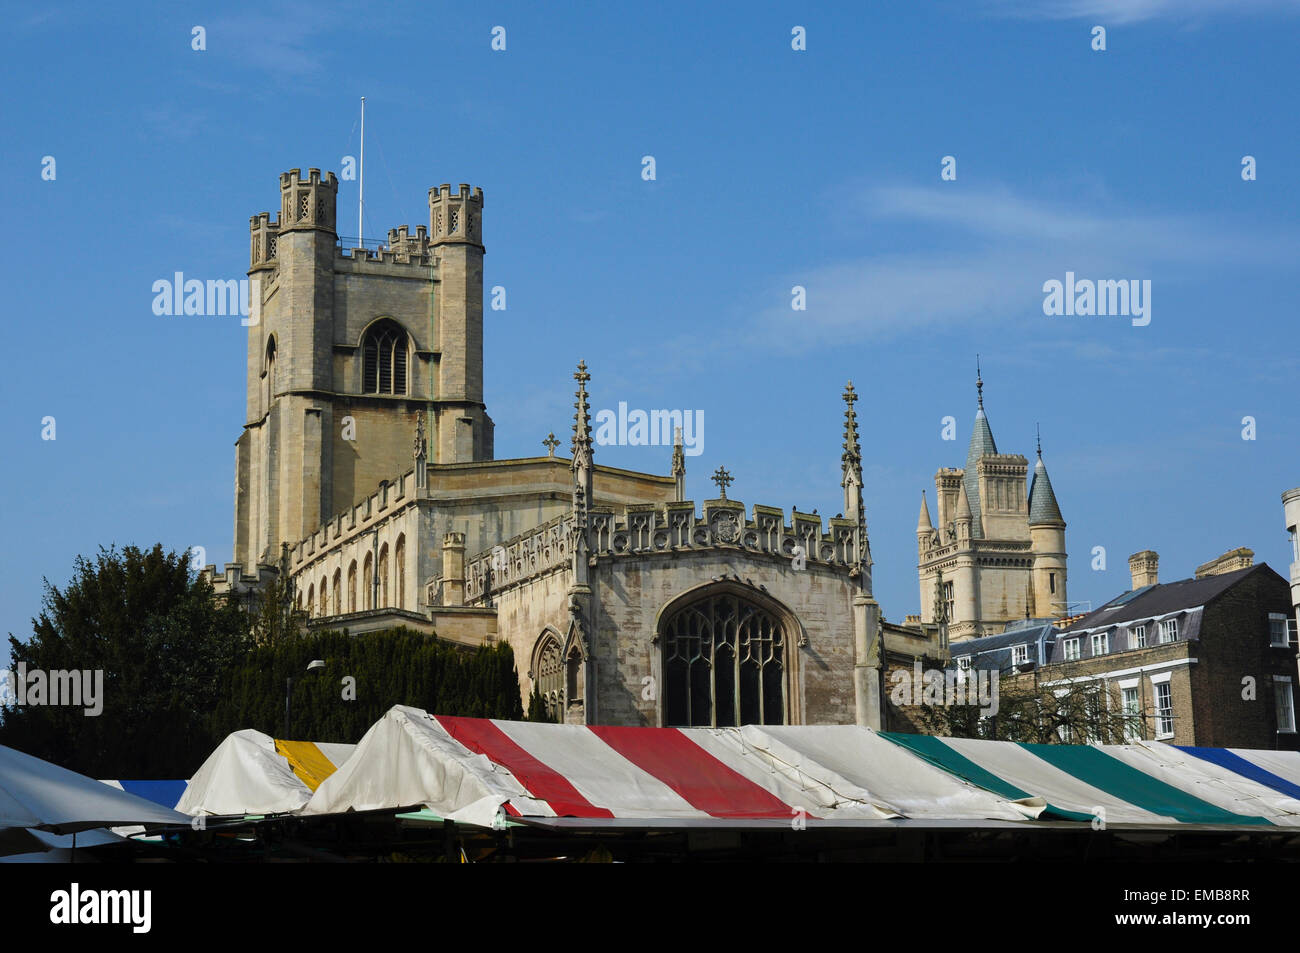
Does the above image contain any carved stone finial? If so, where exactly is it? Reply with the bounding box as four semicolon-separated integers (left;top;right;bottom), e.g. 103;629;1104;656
710;466;733;499
544;432;560;457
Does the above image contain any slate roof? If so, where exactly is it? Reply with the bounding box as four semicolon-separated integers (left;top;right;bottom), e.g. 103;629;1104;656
1060;565;1260;633
964;407;997;538
948;622;1057;673
1027;454;1063;524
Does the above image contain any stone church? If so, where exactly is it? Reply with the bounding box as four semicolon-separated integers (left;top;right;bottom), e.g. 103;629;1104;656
207;168;889;728
915;370;1068;642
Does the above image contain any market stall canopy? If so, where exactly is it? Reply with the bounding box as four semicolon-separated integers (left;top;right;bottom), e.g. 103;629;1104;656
302;706;1046;828
881;733;1293;827
177;729;355;817
0;745;190;835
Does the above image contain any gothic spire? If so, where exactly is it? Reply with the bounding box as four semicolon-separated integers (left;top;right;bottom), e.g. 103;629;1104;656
964;361;996;538
840;381;869;584
571;359;592;465
841;381;862;473
671;425;686;502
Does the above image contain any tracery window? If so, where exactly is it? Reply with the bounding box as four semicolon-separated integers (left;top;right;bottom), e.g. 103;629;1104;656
536;635;565;721
378;544;389;608
347;561;357;613
662;591;786;727
363;553;373;610
362;321;408;395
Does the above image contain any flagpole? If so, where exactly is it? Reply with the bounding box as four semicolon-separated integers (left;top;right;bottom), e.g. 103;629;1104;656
359;96;365;249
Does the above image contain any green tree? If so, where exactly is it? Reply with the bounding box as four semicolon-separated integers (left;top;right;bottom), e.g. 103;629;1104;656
0;544;251;777
209;628;525;742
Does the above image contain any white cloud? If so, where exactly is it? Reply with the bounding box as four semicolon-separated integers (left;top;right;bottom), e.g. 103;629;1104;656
753;184;1298;346
982;0;1300;24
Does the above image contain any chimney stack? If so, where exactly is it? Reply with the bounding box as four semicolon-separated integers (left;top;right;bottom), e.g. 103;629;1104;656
1129;550;1159;589
1195;547;1254;579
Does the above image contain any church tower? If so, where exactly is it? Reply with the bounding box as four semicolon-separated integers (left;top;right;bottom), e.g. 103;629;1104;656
916;366;1068;640
233;169;494;571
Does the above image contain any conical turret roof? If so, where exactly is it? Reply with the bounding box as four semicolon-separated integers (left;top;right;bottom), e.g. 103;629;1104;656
956;481;973;522
963;401;996;537
1028;452;1064;525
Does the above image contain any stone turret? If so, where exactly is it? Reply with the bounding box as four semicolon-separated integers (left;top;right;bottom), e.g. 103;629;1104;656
428;183;488;463
1028;438;1067;618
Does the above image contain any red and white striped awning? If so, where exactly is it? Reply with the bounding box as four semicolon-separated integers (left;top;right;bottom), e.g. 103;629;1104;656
301;706;1042;827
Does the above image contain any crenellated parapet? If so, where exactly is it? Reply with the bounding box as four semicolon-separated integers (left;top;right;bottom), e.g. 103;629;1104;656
428;183;484;246
279;167;338;234
463;499;862;602
288;465;421;569
385;225;430;263
249;211;280;271
203;562;278;597
337;225;433;267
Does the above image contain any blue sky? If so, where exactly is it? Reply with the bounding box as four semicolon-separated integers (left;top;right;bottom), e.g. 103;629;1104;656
2;0;1298;668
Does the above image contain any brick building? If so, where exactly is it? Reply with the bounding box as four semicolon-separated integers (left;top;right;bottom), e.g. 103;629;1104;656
1031;549;1297;748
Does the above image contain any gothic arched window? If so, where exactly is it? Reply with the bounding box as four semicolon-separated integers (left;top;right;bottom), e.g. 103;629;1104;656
306;584;314;617
319;577;328;616
378;544;389;608
332;570;342;617
662;591;786;727
535;634;565;721
362;320;408;395
363;553;373;610
347;561;357;613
